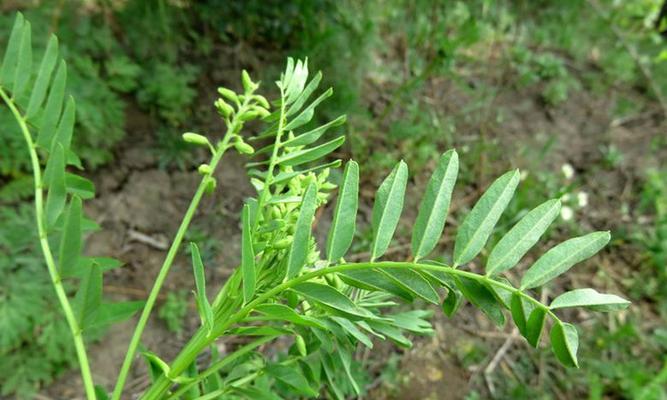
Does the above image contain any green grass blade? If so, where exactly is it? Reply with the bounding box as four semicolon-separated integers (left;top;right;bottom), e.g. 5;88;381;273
326;160;359;263
411;150;458;261
26;35;58;119
486;198;561;276
520;231;610;289
371;160;408;261
241;204;256;304
0;13;24;87
286;182;318;279
454;169;520;266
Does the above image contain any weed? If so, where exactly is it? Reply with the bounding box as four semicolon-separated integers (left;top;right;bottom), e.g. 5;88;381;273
1;14;630;399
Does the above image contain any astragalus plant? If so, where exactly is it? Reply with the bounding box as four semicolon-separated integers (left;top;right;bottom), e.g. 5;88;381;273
1;13;630;400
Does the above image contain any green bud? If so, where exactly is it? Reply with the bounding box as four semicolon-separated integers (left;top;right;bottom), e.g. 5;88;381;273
295;335;307;356
198;164;212;175
217;87;238;103
215;99;234;118
253;94;270;109
271;206;281;219
182;132;210;146
204;176;217;194
274;236;293;249
242;70;258;93
252;106;271;119
234;141;255;155
239;110;259;122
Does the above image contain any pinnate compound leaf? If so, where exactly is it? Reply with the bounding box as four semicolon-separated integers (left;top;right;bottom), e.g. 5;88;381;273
371;161;408;260
44;143;67;227
486;199;561;276
550;321;579;368
58;195;82;275
26;35;58;119
454;169;520;266
520;231;611;289
454;276;505;326
412;150;458;260
326;160;359;263
241;204;255;304
0;13;24;87
286;182;318;279
525;307;547;347
549;288;630;311
190;242;214;333
291;282;370;318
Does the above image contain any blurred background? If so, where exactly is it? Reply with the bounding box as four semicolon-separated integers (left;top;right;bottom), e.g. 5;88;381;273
1;0;666;398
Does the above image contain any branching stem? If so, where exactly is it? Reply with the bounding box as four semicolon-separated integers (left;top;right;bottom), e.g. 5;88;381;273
111;97;254;400
142;261;556;399
0;87;97;400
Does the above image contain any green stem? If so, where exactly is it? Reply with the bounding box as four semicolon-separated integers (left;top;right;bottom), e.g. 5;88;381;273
142;261;555;399
111;99;252;400
0;87;97;400
166;335;278;400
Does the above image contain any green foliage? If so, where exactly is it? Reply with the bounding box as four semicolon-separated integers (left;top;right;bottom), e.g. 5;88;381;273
158;291;188;335
133;58;628;400
0;206;75;397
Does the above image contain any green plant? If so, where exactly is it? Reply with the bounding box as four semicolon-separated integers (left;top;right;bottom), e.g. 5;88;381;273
3;13;630;400
159;291;189;335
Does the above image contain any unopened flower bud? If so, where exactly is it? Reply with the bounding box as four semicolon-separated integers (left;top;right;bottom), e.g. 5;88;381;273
217;87;238;103
253;94;270;109
182;132;210;146
215;99;234;118
242;70;258;93
274;236;293;249
204;177;217;194
235;141;255;154
198;164;212;175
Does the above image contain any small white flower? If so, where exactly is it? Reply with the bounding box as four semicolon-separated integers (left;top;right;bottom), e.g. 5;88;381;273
561;163;575;180
520;170;529;181
577;191;589;208
560;206;574;221
561;193;571;202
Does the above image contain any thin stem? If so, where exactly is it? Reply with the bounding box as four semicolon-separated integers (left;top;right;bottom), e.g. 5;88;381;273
142;261;556;399
112;98;252;400
0;87;97;400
